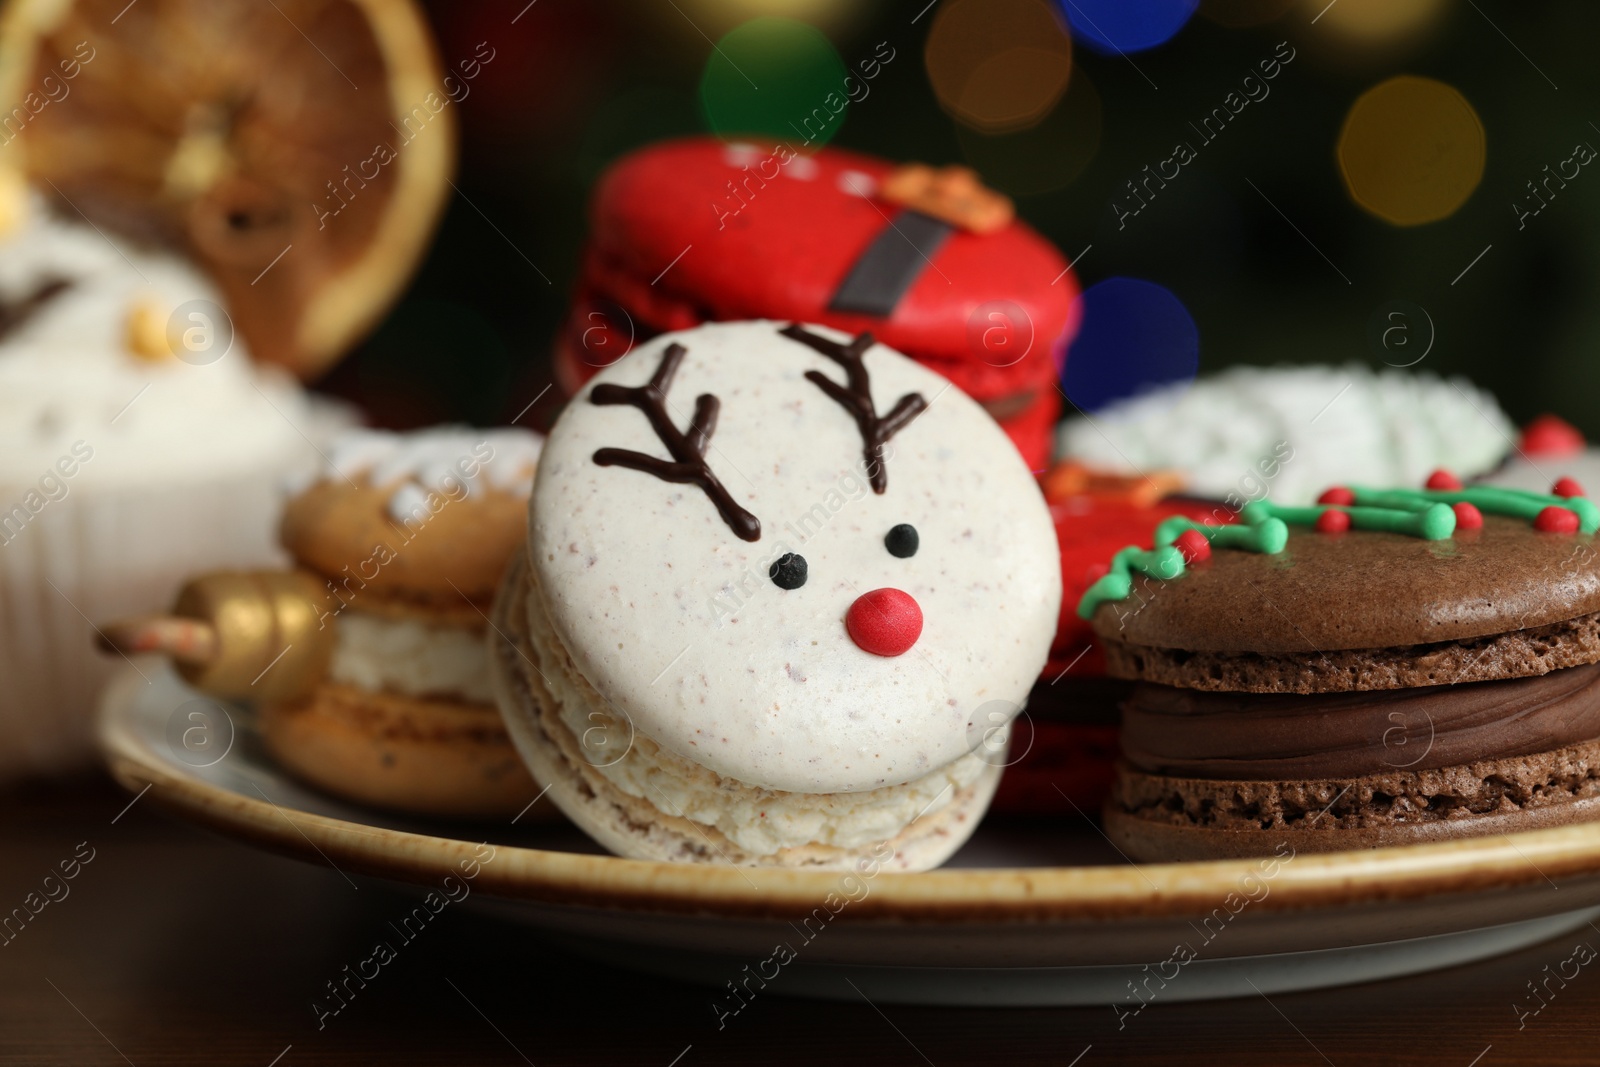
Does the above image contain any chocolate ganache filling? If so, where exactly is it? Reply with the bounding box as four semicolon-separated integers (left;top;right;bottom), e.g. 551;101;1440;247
1121;662;1600;779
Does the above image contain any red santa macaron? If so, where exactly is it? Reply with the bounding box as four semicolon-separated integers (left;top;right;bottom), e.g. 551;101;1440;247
557;137;1080;469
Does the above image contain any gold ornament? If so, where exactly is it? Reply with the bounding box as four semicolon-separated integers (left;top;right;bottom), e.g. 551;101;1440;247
99;570;333;702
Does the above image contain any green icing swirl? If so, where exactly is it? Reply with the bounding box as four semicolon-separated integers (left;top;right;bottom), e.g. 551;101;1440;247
1243;500;1457;539
1075;515;1288;620
1348;485;1600;535
1156;515;1290;553
1074;481;1596;621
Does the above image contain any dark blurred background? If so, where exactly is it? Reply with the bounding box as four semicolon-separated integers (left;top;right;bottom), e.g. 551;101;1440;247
324;0;1600;437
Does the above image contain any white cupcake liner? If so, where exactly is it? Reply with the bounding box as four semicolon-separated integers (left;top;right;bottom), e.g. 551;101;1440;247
0;462;301;779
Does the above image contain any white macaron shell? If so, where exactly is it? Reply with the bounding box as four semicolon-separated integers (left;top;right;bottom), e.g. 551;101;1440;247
531;320;1060;795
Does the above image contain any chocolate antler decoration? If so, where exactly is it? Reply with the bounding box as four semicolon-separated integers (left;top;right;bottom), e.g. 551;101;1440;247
591;343;761;542
779;324;927;493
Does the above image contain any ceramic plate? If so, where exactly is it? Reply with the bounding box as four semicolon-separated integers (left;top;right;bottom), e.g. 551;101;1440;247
100;662;1600;1007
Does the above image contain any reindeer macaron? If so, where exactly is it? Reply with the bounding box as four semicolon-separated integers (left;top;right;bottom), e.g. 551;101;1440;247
491;320;1061;869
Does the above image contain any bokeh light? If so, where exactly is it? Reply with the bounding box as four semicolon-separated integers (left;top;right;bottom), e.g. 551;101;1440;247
686;0;850;20
675;0;868;37
1057;0;1199;55
1338;75;1485;227
698;17;849;146
1060;278;1199;414
1317;0;1449;44
925;0;1073;134
956;67;1102;196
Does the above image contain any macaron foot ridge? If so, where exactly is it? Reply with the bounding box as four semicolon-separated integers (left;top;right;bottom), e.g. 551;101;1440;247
1099;609;1600;694
1106;738;1600;861
488;554;997;870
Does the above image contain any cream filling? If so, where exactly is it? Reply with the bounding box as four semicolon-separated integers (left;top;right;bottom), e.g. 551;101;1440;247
533;603;985;856
562;702;986;857
329;611;492;704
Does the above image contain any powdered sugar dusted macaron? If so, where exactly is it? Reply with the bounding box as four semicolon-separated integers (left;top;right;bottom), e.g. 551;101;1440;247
492;320;1060;868
264;426;544;818
1057;364;1511;504
281;426;542;605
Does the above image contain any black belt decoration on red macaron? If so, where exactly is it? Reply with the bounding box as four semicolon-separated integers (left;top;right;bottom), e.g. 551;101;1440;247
590;341;762;542
779;324;927;493
826;210;953;318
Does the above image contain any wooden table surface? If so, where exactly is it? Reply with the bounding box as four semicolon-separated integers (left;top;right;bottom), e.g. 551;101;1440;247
2;775;1597;1066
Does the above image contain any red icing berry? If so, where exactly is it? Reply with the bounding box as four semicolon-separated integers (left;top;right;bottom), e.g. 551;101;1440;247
1315;508;1351;533
1553;476;1586;499
1317;486;1355;506
1534;506;1580;534
1520;414;1585;458
1452;502;1484;530
1173;529;1211;564
846;588;923;657
1425;469;1462;491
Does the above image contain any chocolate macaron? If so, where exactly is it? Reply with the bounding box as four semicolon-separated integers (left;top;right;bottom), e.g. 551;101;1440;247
1079;482;1600;860
557;137;1080;469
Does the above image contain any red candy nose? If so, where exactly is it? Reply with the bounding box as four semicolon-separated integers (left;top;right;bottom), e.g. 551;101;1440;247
846;588;923;657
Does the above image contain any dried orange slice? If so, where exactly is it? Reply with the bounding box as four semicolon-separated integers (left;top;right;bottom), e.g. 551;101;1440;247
0;0;453;378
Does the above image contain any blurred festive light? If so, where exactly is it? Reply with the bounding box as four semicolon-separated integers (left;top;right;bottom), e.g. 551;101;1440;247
1198;0;1293;29
698;17;849;146
688;0;848;19
956;67;1102;196
1316;0;1448;44
925;0;1073;134
676;0;865;36
1061;278;1199;414
1057;0;1199;55
1337;76;1485;227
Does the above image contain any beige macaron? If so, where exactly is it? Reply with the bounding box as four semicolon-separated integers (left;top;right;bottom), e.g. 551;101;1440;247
261;426;546;819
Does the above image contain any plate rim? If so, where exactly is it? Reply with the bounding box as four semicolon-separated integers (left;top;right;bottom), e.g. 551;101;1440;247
101;665;1600;924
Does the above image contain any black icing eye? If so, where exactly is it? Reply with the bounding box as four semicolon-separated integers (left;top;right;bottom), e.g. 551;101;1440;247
885;524;919;558
770;553;808;590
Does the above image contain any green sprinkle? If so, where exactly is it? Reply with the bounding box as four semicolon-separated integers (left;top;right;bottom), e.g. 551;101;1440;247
1246;499;1454;540
1337;490;1434;513
1154;516;1197;547
1138;544;1186;580
1076;568;1133;620
1340;502;1455;539
1416;502;1457;539
1076;479;1596;621
1075;512;1286;619
1213;518;1288;553
1249;504;1322;526
1238;501;1274;526
1075;544;1187;620
1349;485;1600;535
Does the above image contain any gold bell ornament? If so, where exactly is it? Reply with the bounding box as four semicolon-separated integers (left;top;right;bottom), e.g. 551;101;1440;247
98;570;334;702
